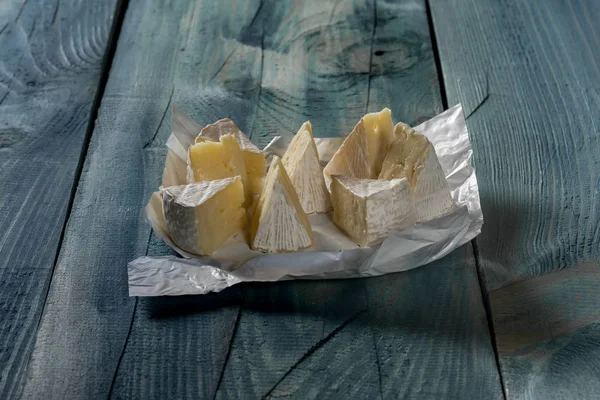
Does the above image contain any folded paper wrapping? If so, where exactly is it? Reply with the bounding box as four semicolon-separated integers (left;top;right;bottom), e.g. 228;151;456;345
129;104;482;296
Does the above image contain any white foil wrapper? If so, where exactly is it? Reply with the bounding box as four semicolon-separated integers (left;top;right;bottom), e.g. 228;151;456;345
129;104;482;296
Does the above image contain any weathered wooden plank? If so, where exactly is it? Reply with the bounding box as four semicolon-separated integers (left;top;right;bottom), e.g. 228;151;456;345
430;0;600;290
490;263;600;400
430;0;600;398
0;0;119;398
18;0;261;398
265;247;501;400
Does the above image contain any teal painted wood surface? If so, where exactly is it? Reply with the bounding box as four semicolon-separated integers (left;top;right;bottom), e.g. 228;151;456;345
0;0;119;398
431;0;600;398
431;0;600;291
260;247;502;399
14;0;503;399
490;263;600;400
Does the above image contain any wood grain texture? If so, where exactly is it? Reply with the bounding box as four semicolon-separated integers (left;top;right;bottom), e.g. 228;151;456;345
263;247;502;400
430;0;600;398
430;0;600;291
490;262;600;400
19;0;262;398
18;0;502;398
0;0;118;398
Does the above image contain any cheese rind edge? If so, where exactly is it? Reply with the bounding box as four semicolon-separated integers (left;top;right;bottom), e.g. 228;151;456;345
331;175;416;247
250;156;314;253
162;176;246;255
282;121;332;214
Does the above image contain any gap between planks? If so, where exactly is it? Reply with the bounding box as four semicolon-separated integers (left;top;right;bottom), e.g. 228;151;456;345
19;0;133;384
472;241;508;400
425;0;506;397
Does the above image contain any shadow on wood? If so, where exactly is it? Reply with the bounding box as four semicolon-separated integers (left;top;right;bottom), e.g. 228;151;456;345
490;262;600;399
145;288;243;319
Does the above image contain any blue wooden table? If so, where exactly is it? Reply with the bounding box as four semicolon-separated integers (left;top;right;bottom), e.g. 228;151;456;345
2;0;599;399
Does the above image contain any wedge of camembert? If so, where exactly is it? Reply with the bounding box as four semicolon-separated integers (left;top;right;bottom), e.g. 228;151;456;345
162;176;246;256
331;176;416;247
188;134;249;201
282;121;331;214
188;133;266;210
196;118;266;203
379;122;453;221
250;156;314;252
323;108;394;189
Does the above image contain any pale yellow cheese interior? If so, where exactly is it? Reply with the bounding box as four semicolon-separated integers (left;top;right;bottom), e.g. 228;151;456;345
378;122;429;187
189;135;246;183
243;150;267;206
189;134;265;207
194;177;246;255
362;108;394;177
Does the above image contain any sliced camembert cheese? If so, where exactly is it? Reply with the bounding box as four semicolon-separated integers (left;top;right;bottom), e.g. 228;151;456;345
330;175;416;247
250;156;314;252
379;122;453;221
162;176;246;255
282;121;331;214
198;118;266;203
187;134;249;203
323;108;393;189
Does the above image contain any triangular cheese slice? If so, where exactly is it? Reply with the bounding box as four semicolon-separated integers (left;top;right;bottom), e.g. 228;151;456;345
250;156;314;252
162;176;246;255
379;123;453;221
331;176;415;247
323;108;393;189
195;119;266;206
282;121;331;214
